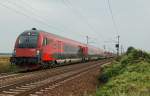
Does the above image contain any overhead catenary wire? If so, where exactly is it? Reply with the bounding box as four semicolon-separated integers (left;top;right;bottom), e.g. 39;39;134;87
0;0;82;39
107;0;119;35
19;0;84;37
62;0;105;43
0;0;110;46
0;0;69;33
19;0;60;26
18;0;86;38
0;2;41;28
103;0;121;53
62;0;94;38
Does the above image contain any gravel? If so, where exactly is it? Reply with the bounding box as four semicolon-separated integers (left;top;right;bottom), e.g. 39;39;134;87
45;66;101;96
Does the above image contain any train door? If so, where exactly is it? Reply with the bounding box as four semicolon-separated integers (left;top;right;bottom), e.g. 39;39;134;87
57;41;62;59
78;46;84;57
78;46;86;61
83;47;88;61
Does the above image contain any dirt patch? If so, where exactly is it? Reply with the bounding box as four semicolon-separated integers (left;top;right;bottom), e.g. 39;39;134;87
46;67;100;96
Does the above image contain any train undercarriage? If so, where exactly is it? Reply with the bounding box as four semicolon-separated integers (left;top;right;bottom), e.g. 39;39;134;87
10;56;103;71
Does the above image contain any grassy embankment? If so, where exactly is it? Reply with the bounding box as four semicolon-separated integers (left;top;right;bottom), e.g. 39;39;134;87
0;57;18;73
96;47;150;96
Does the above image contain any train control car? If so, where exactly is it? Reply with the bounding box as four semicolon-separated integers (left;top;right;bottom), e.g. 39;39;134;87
10;28;106;70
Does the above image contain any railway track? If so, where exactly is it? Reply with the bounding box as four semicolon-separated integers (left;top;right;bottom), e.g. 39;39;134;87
0;61;97;87
0;60;111;96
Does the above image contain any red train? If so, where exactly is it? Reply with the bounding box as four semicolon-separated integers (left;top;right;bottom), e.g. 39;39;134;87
10;28;108;70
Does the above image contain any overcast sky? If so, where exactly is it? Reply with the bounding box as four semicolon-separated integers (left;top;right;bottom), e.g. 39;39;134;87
0;0;150;53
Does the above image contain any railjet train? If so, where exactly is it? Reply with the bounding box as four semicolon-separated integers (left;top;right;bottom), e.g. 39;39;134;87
10;28;113;70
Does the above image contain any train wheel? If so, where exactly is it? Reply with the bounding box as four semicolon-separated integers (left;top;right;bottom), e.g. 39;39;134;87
64;60;66;64
54;60;57;64
50;60;57;68
41;62;49;69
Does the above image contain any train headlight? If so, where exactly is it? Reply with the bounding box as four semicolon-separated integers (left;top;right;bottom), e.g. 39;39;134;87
36;50;40;56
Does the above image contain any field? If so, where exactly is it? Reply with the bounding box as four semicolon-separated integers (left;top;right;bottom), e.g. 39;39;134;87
0;56;17;73
96;47;150;96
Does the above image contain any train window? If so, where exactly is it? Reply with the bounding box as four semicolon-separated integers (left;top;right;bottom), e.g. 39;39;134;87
18;35;38;48
22;32;38;36
43;38;47;46
43;38;52;46
64;44;79;54
47;38;53;45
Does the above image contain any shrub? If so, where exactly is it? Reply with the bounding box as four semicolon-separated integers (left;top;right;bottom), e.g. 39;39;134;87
96;47;150;96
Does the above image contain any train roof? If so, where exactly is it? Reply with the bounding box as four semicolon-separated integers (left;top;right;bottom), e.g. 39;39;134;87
23;29;87;46
22;28;103;51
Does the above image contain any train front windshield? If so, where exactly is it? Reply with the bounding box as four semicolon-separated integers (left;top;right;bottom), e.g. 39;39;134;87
18;32;38;48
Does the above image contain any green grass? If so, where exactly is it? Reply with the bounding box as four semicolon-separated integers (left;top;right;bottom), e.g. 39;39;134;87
0;57;18;73
95;47;150;96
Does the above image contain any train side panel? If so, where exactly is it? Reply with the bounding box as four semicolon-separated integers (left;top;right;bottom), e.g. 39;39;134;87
11;28;111;70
